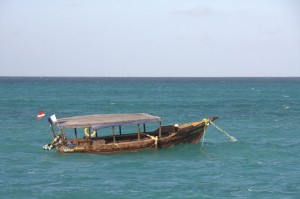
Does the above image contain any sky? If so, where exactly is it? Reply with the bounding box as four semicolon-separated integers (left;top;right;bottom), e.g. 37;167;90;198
0;0;299;77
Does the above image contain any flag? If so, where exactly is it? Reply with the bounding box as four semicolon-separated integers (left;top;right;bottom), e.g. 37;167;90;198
48;118;53;124
48;114;57;124
37;111;45;120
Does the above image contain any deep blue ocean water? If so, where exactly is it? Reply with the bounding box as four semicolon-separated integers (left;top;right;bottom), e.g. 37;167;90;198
0;77;299;199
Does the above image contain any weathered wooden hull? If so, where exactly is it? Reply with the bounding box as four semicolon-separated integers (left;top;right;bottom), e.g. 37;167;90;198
55;117;217;153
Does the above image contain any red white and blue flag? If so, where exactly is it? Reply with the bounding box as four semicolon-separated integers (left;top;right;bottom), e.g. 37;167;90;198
37;111;46;120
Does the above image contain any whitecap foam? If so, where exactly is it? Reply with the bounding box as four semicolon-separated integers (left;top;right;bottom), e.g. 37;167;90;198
283;105;290;110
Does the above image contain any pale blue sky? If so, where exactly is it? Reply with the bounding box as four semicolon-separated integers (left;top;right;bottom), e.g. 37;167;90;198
0;0;299;77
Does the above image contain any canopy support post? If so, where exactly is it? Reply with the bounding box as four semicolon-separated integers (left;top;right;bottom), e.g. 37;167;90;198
143;123;146;133
138;124;141;141
159;121;162;138
112;126;116;143
75;128;77;138
119;126;122;135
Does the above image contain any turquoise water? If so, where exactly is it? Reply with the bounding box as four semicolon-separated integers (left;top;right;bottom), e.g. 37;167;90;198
0;77;299;198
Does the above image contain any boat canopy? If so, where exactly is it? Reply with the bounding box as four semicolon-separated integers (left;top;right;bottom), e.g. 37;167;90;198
56;113;161;130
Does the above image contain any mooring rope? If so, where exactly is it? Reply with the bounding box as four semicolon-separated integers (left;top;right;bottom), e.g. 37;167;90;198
210;121;238;142
200;148;213;160
201;119;209;148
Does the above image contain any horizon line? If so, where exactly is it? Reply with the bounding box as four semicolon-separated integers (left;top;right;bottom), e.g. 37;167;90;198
0;76;299;78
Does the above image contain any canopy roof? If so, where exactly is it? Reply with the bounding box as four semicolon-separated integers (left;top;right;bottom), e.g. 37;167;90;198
56;113;161;130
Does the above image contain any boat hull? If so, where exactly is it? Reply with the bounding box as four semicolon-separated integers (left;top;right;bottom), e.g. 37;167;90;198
55;117;216;153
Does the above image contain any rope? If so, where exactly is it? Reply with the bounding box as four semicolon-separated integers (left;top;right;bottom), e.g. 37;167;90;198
200;148;213;160
201;119;210;148
143;133;159;149
199;119;213;158
201;121;207;148
210;121;238;142
115;143;121;149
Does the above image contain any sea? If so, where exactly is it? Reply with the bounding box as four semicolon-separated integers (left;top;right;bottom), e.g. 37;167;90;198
0;77;299;199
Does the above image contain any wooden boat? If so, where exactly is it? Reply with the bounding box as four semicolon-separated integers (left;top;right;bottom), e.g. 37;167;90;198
43;113;218;153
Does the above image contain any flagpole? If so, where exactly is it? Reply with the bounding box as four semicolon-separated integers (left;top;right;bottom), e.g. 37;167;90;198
48;117;56;139
50;123;56;139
